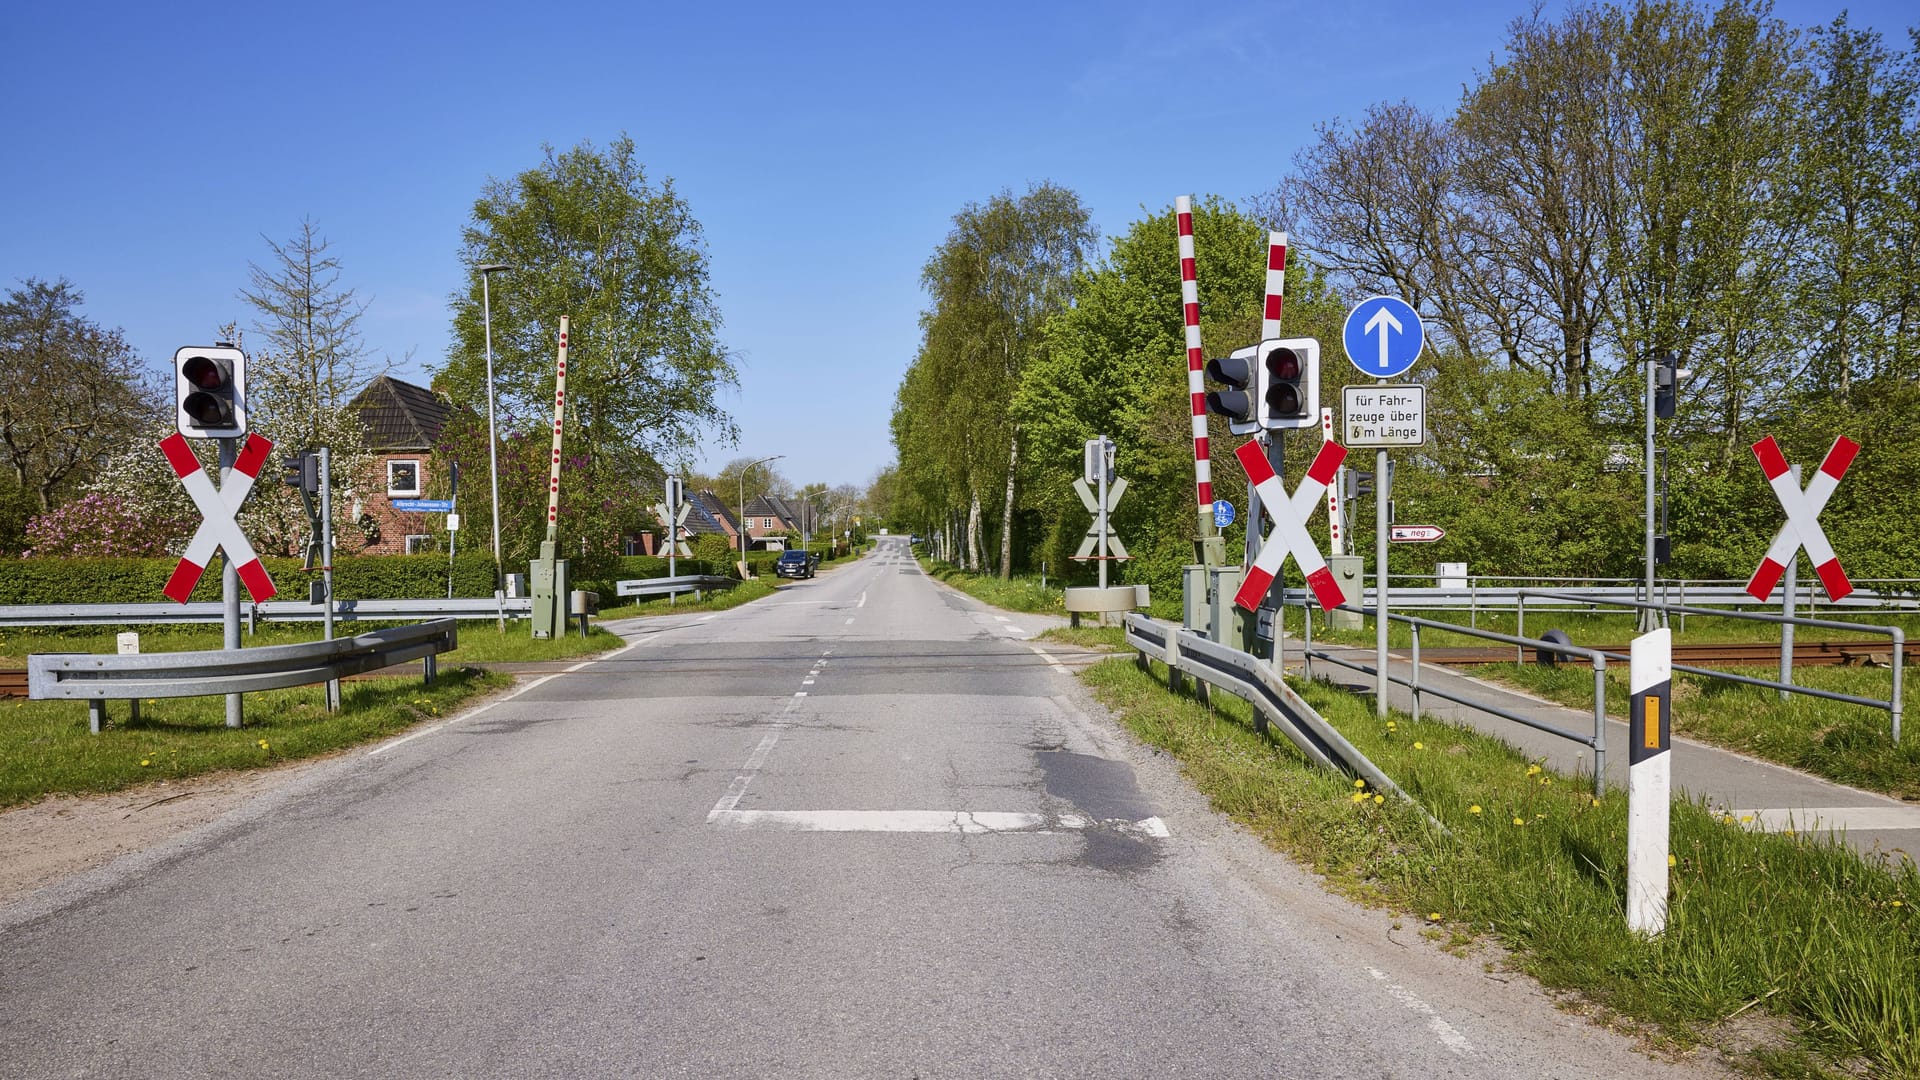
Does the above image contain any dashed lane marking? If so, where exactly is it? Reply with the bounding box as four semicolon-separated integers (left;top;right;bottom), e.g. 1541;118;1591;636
708;810;1170;836
1367;968;1474;1055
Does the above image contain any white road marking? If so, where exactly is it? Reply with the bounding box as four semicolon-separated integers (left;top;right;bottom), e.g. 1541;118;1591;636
1026;645;1066;671
700;614;720;622
845;617;855;625
1738;806;1920;832
802;678;815;685
1367;968;1474;1055
709;810;1170;836
994;615;1010;622
858;591;867;608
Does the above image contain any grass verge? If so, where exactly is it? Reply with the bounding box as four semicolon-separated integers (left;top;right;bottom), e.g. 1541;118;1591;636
595;577;778;620
1486;661;1918;802
0;622;629;808
921;560;1065;614
1;668;515;808
1035;625;1127;650
1082;654;1920;1077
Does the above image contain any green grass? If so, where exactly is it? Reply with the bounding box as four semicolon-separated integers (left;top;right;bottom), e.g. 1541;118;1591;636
1035;625;1127;650
921;560;1066;614
1083;655;1920;1076
1488;661;1918;802
0;668;515;808
595;577;777;620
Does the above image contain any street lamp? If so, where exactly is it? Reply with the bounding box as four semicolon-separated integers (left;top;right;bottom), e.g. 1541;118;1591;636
477;263;513;603
739;454;784;566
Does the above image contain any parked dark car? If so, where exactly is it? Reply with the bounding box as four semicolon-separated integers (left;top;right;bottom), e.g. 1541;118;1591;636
775;550;814;579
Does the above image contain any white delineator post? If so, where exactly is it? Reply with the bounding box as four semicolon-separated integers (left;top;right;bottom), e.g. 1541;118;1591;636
1176;197;1215;544
1627;627;1673;935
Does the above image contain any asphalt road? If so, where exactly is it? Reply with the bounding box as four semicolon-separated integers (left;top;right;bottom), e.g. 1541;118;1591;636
0;538;1726;1079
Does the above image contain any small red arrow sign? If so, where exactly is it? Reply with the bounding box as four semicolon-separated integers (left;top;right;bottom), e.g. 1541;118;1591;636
1389;525;1446;543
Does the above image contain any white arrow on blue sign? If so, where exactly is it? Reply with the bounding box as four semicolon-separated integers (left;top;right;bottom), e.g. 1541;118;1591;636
1342;296;1425;379
1214;500;1236;529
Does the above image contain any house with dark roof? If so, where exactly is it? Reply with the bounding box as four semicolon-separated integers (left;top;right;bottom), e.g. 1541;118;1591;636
742;494;801;551
347;375;453;555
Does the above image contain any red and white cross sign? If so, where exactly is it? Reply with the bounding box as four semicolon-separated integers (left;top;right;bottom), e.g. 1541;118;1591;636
159;431;279;604
1746;434;1859;603
1234;439;1350;612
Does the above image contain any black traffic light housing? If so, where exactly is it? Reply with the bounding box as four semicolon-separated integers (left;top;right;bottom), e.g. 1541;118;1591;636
1203;344;1261;436
1654;353;1679;419
282;451;319;495
1259;337;1320;430
174;345;247;438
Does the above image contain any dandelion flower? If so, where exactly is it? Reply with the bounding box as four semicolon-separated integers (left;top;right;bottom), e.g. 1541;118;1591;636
1387;721;1397;730
1512;817;1525;826
1354;778;1367;789
1526;764;1542;776
1351;792;1369;804
1784;829;1796;837
1740;815;1753;824
1373;794;1385;805
1468;805;1482;815
257;739;270;750
1590;798;1600;807
1893;900;1904;908
1413;741;1425;750
1426;912;1442;922
1667;855;1678;867
139;759;150;767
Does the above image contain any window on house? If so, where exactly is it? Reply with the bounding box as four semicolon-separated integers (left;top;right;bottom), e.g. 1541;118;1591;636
388;459;422;497
404;534;433;554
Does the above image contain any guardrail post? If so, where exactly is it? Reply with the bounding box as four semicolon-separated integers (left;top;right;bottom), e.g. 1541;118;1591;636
1302;598;1314;680
1166;627;1185;695
424;650;437;685
1409;621;1422;722
1516;592;1526;664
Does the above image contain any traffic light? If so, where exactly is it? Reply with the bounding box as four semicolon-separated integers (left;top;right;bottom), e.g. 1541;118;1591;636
1259;337;1319;430
174;345;247;438
1654;353;1679;419
281;451;319;495
1202;345;1260;435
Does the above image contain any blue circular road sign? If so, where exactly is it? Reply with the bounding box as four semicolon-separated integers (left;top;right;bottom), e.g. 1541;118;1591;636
1213;500;1236;529
1342;296;1425;379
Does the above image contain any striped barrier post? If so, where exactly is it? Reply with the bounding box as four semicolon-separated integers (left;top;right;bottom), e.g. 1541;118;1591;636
1244;231;1289;570
1627;627;1672;935
1176;196;1218;556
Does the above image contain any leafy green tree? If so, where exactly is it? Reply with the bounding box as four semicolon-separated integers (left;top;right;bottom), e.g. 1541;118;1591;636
0;280;155;525
439;136;737;469
909;183;1098;576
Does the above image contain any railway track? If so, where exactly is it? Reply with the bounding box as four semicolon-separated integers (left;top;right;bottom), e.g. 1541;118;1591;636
1416;638;1916;668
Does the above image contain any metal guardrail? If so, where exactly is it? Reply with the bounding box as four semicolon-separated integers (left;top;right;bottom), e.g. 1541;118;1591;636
1280;580;1920;620
0;597;531;628
1123;613;1437;826
29;619;458;733
614;574;737;601
1299;604;1610;796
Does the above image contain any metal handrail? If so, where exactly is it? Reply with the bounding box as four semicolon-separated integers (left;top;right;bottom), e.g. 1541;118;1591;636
1299;603;1609;796
1518;589;1905;741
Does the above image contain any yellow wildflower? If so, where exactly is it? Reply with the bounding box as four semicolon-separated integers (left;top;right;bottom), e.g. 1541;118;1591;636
1668;855;1678;867
1354;778;1367;789
1512;817;1525;826
1413;741;1425;750
1426;912;1442;923
1468;805;1482;815
1526;764;1542;776
139;759;150;767
1373;794;1385;805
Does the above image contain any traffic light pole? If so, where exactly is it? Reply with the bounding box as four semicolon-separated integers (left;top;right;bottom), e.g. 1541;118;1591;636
1642;355;1658;632
219;437;243;728
320;447;340;711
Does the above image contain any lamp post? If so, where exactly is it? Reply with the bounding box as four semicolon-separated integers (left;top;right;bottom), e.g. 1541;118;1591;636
739;454;784;566
477;263;513;608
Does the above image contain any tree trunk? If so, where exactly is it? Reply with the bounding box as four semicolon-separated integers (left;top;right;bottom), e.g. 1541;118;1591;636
998;430;1019;580
966;491;983;571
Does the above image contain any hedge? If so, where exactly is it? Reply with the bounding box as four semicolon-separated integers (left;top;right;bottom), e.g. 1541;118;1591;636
0;554;500;605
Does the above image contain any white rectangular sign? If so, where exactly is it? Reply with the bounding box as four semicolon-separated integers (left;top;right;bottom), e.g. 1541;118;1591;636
1342;385;1426;447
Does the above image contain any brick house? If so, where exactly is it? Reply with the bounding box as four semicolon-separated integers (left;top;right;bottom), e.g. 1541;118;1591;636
346;375;451;555
742;494;801;551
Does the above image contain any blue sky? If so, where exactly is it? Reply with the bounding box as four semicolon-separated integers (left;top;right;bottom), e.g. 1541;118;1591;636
2;0;1910;494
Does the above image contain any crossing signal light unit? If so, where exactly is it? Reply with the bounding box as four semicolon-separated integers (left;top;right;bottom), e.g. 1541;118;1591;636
174;345;248;439
1259;337;1319;430
1654;353;1679;419
1203;344;1261;436
281;451;319;495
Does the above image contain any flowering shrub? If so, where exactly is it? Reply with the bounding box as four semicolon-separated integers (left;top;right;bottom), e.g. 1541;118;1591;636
23;494;190;558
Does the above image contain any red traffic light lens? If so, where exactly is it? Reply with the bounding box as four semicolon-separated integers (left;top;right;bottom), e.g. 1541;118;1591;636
1268;385;1301;415
182;355;230;390
1267;348;1301;380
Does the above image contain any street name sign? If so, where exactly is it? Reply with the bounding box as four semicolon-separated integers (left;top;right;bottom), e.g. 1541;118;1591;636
1341;296;1424;379
1342;385;1426;447
392;498;454;513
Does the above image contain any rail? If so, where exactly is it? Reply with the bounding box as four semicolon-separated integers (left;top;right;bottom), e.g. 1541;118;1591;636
1517;589;1904;741
1298;602;1611;796
1277;578;1919;622
29;619;458;733
1123;613;1438;826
